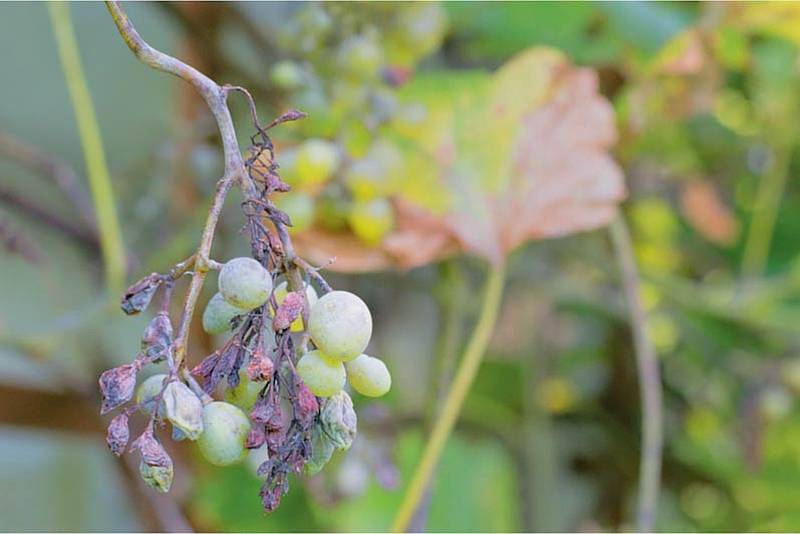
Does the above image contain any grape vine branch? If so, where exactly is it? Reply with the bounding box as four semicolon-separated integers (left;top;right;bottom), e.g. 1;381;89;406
104;0;316;369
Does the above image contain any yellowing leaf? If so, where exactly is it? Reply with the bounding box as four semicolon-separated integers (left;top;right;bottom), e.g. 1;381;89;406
294;47;626;271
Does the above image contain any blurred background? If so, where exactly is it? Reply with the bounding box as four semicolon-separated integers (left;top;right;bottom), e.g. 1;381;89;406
3;1;800;532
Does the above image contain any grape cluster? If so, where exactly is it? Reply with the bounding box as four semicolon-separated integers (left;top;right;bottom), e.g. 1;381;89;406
267;3;447;247
101;104;394;511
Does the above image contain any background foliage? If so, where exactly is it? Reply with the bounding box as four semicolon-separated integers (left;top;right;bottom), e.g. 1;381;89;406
2;2;800;532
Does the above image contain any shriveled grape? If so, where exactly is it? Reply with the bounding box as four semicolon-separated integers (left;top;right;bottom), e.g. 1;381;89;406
273;280;319;332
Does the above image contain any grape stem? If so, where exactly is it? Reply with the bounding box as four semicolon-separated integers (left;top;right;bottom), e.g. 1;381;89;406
104;0;314;369
610;216;663;532
391;262;506;533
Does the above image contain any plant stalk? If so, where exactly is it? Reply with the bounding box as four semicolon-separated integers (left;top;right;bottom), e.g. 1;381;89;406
610;216;663;532
48;1;126;297
392;262;506;533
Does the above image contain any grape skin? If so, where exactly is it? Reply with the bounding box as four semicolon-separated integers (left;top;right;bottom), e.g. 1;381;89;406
218;257;273;310
202;292;248;335
308;291;372;362
224;370;264;411
297;350;346;397
346;354;391;397
197;401;251;466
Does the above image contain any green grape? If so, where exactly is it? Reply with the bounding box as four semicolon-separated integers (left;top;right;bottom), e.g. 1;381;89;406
218;257;273;310
273;280;319;332
297;350;346;397
330;79;369;115
202;292;248;335
385;4;446;66
346;354;391;397
340;120;372;158
295;139;340;187
224;370;264;411
296;4;332;51
345;141;403;201
337;34;383;80
348;198;395;246
270;60;304;91
369;87;400;124
197;401;251;466
315;188;351;231
308;291;372;362
276;192;315;234
136;373;168;415
345;158;385;202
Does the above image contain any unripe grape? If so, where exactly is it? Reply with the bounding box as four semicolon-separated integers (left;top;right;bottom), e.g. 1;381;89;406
273;280;319;332
387;4;446;65
295;139;340;187
136;374;168;415
346;354;391;397
308;291;372;361
315;189;351;231
224;370;264;411
297;350;346;397
270;60;304;90
218;257;273;310
345;158;384;202
337;34;383;79
202;292;248;335
197;401;251;466
348;198;394;246
276;192;315;234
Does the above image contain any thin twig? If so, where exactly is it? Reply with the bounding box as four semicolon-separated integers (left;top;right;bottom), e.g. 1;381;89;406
0;211;43;263
0;184;99;250
609;216;663;532
49;2;127;297
0;131;96;230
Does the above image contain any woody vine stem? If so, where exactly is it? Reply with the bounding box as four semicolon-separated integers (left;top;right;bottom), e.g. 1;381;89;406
105;0;308;369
